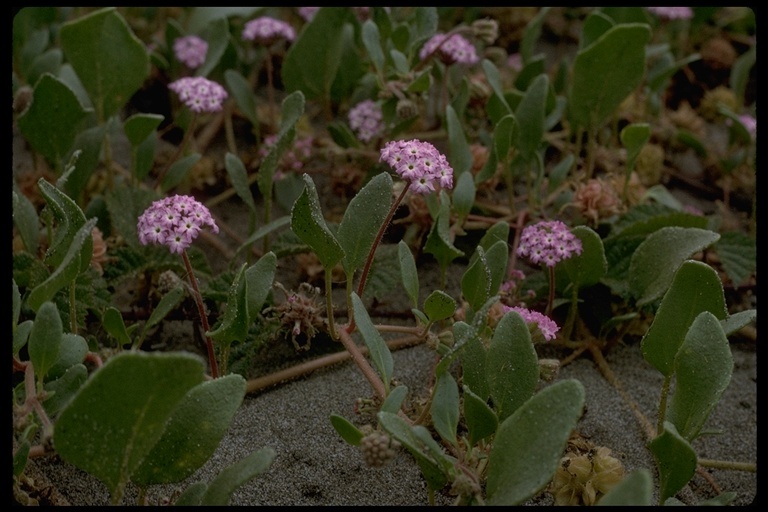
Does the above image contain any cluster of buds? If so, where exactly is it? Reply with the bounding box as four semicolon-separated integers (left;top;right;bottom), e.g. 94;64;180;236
550;446;625;505
242;16;296;45
348;99;385;143
380;139;454;194
168;76;228;113
359;429;401;468
173;35;208;69
419;32;480;66
516;220;583;268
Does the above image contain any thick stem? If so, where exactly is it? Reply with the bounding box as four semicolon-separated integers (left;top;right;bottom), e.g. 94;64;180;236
336;326;388;400
181;250;219;378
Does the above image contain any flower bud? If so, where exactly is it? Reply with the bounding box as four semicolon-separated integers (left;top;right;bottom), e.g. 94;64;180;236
396;98;419;120
538;358;561;382
471;18;499;45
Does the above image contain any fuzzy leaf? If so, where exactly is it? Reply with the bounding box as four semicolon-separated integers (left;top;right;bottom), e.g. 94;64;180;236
144;285;186;332
667;312;733;441
245;252;277;318
225;69;258;128
47;333;88;380
361;19;385;74
648;422;697;503
452;170;475;222
59;7;149;121
132;374;246;485
17;73;89;169
629;227;720;306
562;225;607;288
351;293;393;391
463;385;498;447
720;309;756;337
515;73;548;160
487;311;540;422
620;123;650;173
195;17;228;78
200;447;276;506
207;264;248;345
37;175;91;271
224;152;256;213
398;241;419;308
446;105;472;176
569;23;651;132
423;290;457;323
431;372;459;447
54;352;206;503
641;261;727;376
103;306;132;347
161;153;201;192
330;414;364;446
462;246;491;312
291;174;344;270
486;379;585;505
715;231;756;287
42;363;88;417
28;301;63;382
338;172;393;276
123;113;163;147
12;189;39;257
381;385;408;414
597;469;653;506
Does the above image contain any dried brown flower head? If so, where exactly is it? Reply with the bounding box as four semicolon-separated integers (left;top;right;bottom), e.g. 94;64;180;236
572;177;621;224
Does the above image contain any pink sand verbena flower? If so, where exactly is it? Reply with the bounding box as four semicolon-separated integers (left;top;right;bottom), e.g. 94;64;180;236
168;76;228;114
137;195;219;255
516;220;583;268
173;35;208;69
419;32;480;66
348;100;385;143
242;16;296;45
502;305;560;341
380;139;454;194
646;7;694;20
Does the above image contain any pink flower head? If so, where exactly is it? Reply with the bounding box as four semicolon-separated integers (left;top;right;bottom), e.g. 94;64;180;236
242;16;296;45
738;114;757;139
503;305;559;341
419;32;480;66
298;7;320;22
173;35;208;69
168;76;228;113
380;139;454;194
348;99;385;143
646;7;694;20
516;220;582;267
137;195;219;254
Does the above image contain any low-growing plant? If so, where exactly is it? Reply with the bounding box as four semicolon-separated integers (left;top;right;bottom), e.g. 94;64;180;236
13;6;755;506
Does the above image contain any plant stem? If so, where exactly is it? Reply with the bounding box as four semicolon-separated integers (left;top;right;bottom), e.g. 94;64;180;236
561;283;580;341
546;265;556;316
69;280;78;334
181;249;219;378
336;326;387;400
355;181;410;302
656;374;672;435
698;458;757;472
155;112;198;190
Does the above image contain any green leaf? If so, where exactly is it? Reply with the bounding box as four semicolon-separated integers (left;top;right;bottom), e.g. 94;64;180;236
103;306;132;347
28;301;63;382
519;7;551;62
482;240;510;297
132;374;247;485
641;261;727;376
667;312;733;441
200;447;276;506
17;73;89;170
174;481;208;506
225;69;258;128
338;172;393;276
482;59;512;118
186;7;262;34
430;372;459;446
13;279;22;329
123;113;163;147
225;152;256;213
54;352;206;504
145;285;186;332
562;226;607;288
207;264;249;346
423;290;457;323
59;7;149;121
351;293;393;391
361;19;385;75
487;311;539;422
730;45;755;104
195;17;229;78
423;201;463;266
37;178;90;270
161;153;201;192
451;170;475;222
720;309;756;337
715;231;756;287
12;189;39;255
47;333;88;380
462;246;491;312
245;252;277;318
515;73;548;160
13;320;33;357
462;385;498;447
580;11;615;50
27;218;97;312
648;422;697;503
381;385;408;414
597;469;653;506
282;7;352;101
629;227;720;306
486;379;585;505
457;324;488;398
569;23;651;132
620;123;650;173
330;414;364;446
291;174;344;270
42;363;87;416
235;216;291;259
398;241;419;308
446;105;472;176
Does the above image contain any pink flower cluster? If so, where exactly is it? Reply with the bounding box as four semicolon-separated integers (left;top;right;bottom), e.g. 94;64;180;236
173;35;208;69
516;220;583;267
738;114;757;139
348;99;385;143
646;7;694;20
138;195;219;254
380;139;454;194
242;16;296;45
502;305;559;341
419;32;480;65
168;76;228;113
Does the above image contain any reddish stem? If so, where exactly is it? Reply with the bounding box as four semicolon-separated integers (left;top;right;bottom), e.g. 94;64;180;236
182;250;219;378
